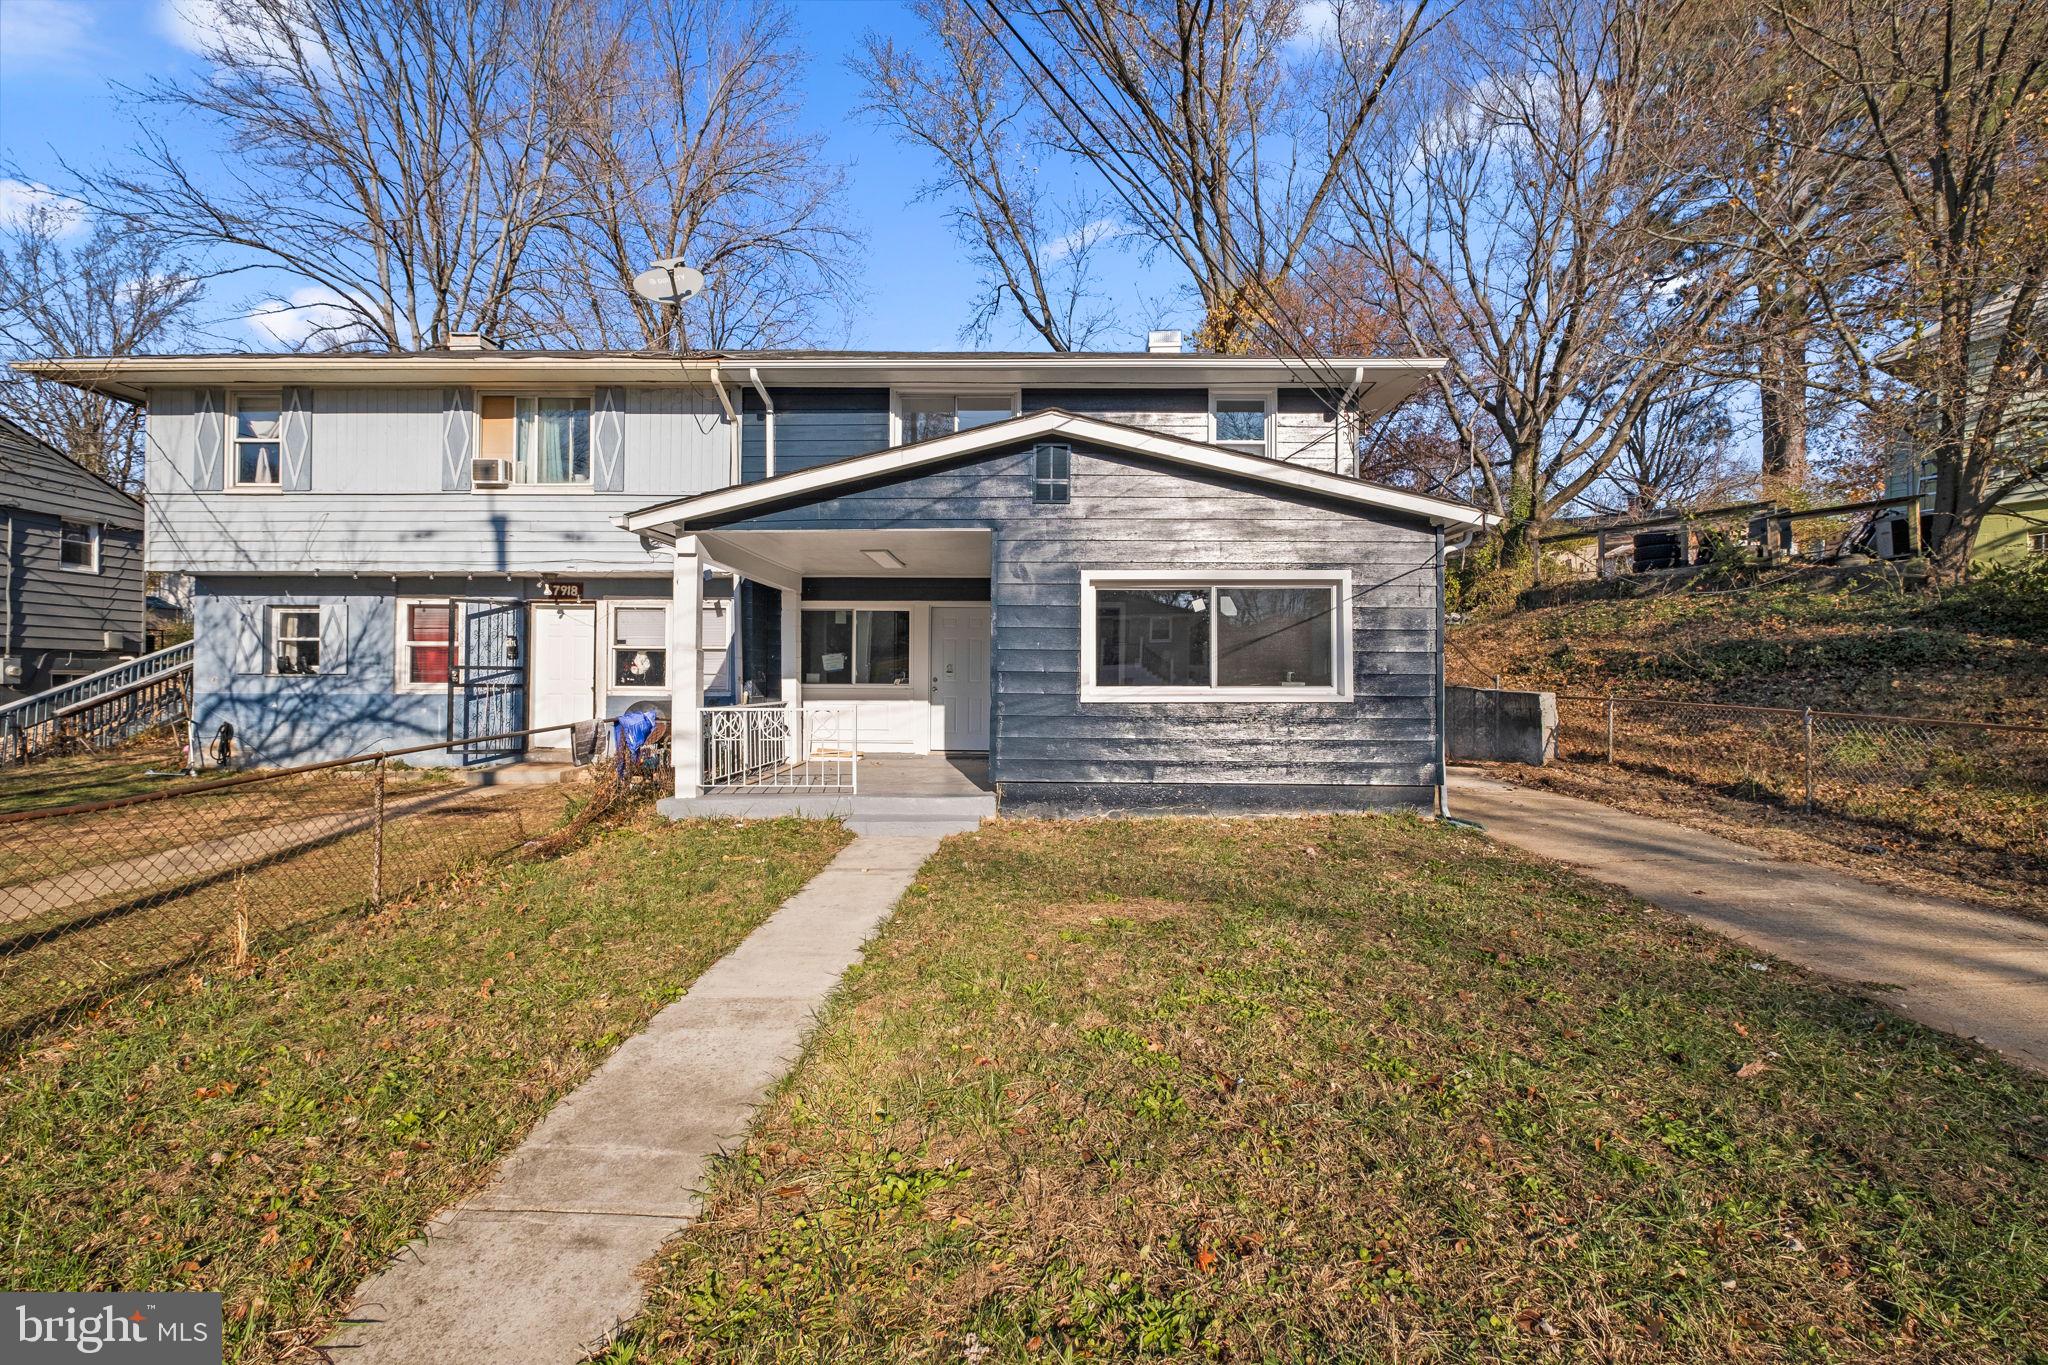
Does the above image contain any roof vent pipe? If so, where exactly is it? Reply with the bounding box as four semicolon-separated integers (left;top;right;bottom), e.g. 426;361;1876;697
1146;329;1184;354
444;332;500;352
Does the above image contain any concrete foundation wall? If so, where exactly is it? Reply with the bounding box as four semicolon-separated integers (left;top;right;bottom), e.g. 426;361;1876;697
1447;686;1556;766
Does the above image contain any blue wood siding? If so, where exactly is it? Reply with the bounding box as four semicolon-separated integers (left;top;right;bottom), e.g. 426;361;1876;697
700;440;1442;802
742;386;890;483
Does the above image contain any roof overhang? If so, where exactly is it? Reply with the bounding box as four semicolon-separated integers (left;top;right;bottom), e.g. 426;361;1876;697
13;352;1445;409
621;408;1489;538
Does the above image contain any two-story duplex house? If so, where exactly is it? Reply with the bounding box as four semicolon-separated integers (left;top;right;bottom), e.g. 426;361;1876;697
23;340;1485;815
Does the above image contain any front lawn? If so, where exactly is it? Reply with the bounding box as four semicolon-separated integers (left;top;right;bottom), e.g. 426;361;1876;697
0;810;850;1361
608;817;2046;1363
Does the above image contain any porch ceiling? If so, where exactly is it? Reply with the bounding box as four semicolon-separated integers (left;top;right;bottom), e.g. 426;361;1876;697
698;527;991;583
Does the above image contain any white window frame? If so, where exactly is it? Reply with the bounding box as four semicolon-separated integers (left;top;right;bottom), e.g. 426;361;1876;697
229;390;285;492
1079;569;1352;704
1209;388;1277;458
2029;530;2048;556
472;390;595;493
608;599;672;694
798;601;919;693
889;389;1022;446
269;604;324;677
57;521;100;573
394;597;460;693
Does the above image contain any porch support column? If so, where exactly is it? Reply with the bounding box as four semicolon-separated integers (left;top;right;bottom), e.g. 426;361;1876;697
672;536;705;798
779;585;801;755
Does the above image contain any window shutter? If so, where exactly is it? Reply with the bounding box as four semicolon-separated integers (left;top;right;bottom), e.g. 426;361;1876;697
318;601;349;674
593;385;627;492
232;599;267;674
193;387;226;492
441;387;474;491
277;386;313;491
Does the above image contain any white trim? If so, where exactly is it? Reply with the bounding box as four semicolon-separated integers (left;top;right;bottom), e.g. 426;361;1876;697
1209;387;1278;460
1078;569;1353;704
57;521;101;574
525;599;600;735
747;368;775;477
393;597;459;693
268;603;323;677
796;600;920;693
606;597;673;695
228;388;285;492
888;387;1023;446
622;410;1488;533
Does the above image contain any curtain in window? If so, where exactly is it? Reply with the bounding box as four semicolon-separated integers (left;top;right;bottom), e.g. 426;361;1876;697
517;397;590;483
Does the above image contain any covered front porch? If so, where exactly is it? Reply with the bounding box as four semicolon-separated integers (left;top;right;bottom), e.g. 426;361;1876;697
663;527;994;803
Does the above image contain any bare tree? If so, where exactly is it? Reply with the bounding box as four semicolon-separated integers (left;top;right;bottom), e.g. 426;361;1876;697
0;206;200;488
74;0;577;350
1344;0;1751;571
535;0;858;350
860;0;1434;353
852;0;1121;349
1585;381;1743;516
1771;0;2048;580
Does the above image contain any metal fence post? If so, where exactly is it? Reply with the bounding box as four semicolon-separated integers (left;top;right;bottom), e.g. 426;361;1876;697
372;756;386;908
1802;708;1815;813
1606;695;1616;764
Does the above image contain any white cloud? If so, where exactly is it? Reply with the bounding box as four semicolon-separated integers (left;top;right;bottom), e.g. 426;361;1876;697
155;0;223;55
1042;217;1123;263
0;0;96;67
0;179;88;237
245;286;361;348
157;0;332;74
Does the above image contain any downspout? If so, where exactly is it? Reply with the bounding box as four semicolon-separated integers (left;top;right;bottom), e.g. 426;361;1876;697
1435;526;1475;820
747;368;775;477
707;364;738;484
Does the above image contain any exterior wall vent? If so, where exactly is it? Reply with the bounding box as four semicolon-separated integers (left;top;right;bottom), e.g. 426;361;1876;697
1146;329;1184;354
471;457;513;487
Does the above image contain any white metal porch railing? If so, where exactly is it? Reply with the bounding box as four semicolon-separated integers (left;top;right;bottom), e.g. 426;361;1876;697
700;703;859;792
1;641;195;764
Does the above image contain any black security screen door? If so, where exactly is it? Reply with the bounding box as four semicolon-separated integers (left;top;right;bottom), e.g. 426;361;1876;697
449;599;528;765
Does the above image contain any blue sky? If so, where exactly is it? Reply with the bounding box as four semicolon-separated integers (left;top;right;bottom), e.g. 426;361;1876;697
0;0;1185;352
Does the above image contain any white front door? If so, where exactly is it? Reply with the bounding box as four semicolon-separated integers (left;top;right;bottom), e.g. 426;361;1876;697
528;602;597;744
930;605;992;752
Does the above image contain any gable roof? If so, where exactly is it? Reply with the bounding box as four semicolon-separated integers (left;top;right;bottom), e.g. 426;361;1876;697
619;408;1489;535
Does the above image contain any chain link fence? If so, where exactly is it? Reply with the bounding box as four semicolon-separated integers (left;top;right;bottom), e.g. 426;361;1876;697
0;719;664;1048
1554;694;2048;869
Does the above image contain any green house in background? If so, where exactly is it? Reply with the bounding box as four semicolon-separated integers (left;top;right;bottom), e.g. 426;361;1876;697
1879;292;2046;568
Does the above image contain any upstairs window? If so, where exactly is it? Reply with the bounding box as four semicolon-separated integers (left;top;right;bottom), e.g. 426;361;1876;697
612;605;669;689
271;606;322;675
1211;393;1270;455
899;392;1016;443
481;395;589;485
801;608;911;686
1032;442;1071;504
1083;574;1347;701
233;392;283;487
59;521;100;572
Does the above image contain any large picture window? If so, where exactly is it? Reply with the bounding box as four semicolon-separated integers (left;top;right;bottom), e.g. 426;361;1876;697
801;608;911;686
1084;574;1347;701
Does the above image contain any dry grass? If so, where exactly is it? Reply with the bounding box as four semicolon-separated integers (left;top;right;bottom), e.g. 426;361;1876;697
604;816;2046;1364
0;808;851;1362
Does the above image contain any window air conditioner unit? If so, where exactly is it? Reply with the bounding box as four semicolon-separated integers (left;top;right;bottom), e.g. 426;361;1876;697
472;458;513;487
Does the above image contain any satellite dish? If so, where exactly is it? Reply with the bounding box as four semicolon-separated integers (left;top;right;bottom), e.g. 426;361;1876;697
632;259;706;304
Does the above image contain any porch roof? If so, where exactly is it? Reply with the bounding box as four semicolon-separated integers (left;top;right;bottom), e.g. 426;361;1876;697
618;409;1491;538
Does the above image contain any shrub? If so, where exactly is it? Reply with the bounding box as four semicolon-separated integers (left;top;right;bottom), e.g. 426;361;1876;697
1939;557;2048;638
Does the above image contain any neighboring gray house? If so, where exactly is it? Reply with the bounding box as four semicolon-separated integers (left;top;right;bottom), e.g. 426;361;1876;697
0;417;146;702
19;343;1485;813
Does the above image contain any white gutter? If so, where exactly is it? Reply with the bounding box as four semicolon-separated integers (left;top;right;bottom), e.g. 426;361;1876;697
747;367;776;476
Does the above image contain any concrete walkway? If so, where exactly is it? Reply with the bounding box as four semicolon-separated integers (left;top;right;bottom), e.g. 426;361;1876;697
323;832;942;1364
1450;768;2048;1073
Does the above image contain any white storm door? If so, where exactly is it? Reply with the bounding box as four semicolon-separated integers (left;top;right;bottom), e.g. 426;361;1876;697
930;605;992;752
528;602;598;741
